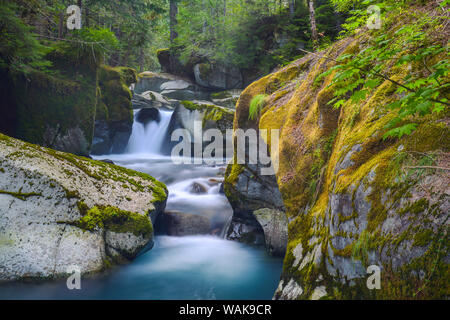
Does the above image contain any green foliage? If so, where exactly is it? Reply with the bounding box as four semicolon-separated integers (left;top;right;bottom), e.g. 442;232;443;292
320;0;449;139
352;230;370;266
68;27;119;59
0;1;51;73
248;94;267;120
174;0;343;72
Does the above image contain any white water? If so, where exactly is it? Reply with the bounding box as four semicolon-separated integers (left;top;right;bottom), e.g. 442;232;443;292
126;109;173;155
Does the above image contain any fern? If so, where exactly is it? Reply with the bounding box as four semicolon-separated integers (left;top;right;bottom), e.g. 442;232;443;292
248;94;268;120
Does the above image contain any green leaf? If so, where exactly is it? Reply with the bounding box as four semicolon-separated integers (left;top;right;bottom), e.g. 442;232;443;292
383;123;418;139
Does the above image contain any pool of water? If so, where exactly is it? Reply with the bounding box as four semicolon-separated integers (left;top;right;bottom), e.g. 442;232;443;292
0;235;282;300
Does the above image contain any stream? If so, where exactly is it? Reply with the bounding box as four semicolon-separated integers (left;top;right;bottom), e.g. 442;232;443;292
0;109;282;300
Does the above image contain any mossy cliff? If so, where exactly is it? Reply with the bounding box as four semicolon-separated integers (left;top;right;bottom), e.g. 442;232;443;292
0;133;168;281
0;46;99;156
0;43;137;157
92;65;137;155
224;8;449;299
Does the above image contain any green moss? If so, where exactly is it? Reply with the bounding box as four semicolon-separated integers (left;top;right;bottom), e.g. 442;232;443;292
180;100;206;111
0;133;168;205
211;91;232;100
98;65;135;124
181;101;234;132
351;231;370;266
223;163;245;205
0;188;41;201
74;205;153;237
11;68;97;154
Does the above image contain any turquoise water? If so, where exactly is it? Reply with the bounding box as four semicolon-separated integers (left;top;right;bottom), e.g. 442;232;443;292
0;236;282;300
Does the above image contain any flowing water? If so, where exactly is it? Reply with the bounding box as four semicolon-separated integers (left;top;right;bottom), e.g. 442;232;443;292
0;109;283;300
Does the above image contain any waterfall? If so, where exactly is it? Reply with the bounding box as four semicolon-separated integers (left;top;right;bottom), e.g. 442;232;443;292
220;215;233;239
126;109;173;155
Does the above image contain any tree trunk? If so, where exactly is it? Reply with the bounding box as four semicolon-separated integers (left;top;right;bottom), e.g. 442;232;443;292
289;0;295;19
58;11;64;38
308;0;318;43
77;0;83;28
85;7;90;28
139;47;145;73
170;0;178;43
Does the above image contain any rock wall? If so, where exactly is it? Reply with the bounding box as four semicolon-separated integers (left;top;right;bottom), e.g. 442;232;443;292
224;33;449;299
91;65;137;155
0;48;99;156
0;133;168;281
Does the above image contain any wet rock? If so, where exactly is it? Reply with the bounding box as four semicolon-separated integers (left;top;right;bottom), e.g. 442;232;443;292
132;91;176;110
155;211;211;236
160;80;196;91
253;208;288;256
160;89;210;101
99;159;115;165
91;120;133;155
189;182;208;194
136;108;160;124
225;216;265;247
210;90;242;109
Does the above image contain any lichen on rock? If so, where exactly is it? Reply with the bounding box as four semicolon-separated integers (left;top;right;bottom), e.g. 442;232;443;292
0;133;168;282
223;13;449;299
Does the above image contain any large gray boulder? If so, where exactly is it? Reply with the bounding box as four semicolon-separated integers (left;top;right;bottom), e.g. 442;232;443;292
224;163;286;249
0;133;168;282
132;91;177;110
91;120;133;155
253;208;288;257
160;80;196;91
134;72;177;94
163;100;235;156
194;62;243;90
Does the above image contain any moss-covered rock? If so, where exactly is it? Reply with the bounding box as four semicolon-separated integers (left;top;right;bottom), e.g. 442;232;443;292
91;65;137;155
225;11;449;299
179;100;235;133
0;133;168;281
0;46;100;156
156;48;199;80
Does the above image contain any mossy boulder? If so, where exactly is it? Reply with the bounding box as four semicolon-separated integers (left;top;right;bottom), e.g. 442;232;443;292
134;72;177;94
225;14;449;299
0;133;168;281
194;62;243;90
156;48;199;80
0;47;100;156
92;65;137;155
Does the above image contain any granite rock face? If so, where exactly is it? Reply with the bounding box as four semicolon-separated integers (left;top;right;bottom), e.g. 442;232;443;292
91;66;137;155
224;32;449;299
0;133;168;282
194;62;243;90
253;208;288;257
